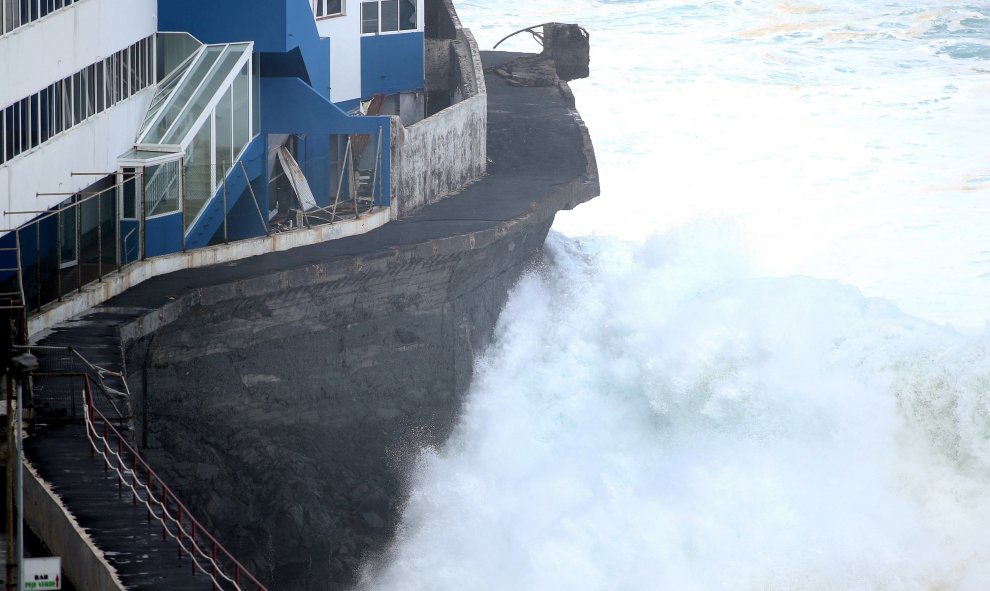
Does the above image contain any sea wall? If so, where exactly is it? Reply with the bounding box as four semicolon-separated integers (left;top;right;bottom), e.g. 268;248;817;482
123;212;558;588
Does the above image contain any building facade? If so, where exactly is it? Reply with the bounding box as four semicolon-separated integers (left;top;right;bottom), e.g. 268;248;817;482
1;0;430;320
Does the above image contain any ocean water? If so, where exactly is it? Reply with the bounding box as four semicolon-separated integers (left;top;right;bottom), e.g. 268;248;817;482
360;1;990;589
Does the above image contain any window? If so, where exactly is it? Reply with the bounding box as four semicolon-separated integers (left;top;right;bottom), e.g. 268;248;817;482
312;0;342;18
0;35;156;165
1;0;80;37
361;0;416;35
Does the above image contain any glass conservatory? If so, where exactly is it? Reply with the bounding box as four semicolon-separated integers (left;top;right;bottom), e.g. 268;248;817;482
118;37;259;259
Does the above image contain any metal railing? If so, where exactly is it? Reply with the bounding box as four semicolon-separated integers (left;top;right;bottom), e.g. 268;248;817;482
82;375;267;591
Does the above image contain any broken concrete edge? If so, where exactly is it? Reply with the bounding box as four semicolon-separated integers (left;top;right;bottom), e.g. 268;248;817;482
23;459;127;591
26;209;391;342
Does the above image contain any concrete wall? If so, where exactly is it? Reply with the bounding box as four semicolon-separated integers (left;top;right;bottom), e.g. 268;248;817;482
23;462;126;591
0;0;157;105
389;24;486;218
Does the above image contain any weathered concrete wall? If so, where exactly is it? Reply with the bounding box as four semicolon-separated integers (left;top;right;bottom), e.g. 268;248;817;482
424;39;453;91
390;27;487;218
23;462;126;591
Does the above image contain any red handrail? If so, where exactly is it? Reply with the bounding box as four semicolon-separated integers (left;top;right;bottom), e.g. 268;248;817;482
82;376;267;591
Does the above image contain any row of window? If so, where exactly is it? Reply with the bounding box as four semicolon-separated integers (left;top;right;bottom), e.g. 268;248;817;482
0;35;156;166
312;0;342;18
1;0;79;37
361;0;417;35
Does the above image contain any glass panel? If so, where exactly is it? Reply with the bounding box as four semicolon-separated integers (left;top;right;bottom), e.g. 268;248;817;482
145;160;181;216
143;46;224;144
183;122;212;229
214;87;233;188
121;168;137;219
400;0;416;30
381;0;398;32
233;63;250;160
361;2;377;34
160;45;246;145
86;64;96;118
29;93;40;148
157;32;203;82
58;207;78;267
315;0;324;17
72;73;83;125
329;0;341;15
95;62;105;112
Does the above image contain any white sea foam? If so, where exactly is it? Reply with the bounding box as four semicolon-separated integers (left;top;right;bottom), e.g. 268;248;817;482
362;229;990;590
359;1;990;588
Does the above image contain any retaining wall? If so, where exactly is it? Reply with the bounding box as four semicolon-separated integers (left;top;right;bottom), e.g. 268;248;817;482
23;462;126;591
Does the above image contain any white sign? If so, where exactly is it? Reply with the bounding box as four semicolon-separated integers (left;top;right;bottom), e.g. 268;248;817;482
22;557;61;590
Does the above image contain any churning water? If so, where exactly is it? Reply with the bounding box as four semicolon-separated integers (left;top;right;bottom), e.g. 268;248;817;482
362;1;990;589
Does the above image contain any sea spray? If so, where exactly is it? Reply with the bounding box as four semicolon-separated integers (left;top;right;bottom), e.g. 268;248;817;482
362;228;990;590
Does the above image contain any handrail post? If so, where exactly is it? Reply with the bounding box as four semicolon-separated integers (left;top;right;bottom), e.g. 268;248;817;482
97;195;103;282
212;543;218;591
147;474;153;522
41;222;49;306
191;521;197;575
140;169;147;261
115;181;122;272
222;160;228;245
75;203;82;293
181;159;187;252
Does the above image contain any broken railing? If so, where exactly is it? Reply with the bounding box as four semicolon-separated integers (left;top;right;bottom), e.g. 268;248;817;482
81;374;267;591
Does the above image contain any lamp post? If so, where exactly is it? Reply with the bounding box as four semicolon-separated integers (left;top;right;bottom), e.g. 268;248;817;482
6;351;38;591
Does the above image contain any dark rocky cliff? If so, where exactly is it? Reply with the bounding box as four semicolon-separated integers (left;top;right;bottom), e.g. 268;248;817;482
117;51;598;589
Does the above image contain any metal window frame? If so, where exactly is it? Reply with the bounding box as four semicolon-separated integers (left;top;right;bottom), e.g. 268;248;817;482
359;0;416;36
313;0;344;19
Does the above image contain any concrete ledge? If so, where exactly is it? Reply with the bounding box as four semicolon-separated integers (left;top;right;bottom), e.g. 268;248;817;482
23;461;126;591
27;209;390;339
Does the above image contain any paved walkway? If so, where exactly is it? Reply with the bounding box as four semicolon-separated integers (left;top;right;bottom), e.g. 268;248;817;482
23;51;596;590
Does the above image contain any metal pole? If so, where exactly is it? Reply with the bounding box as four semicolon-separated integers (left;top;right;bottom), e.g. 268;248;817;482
4;352;38;591
140;169;147;261
5;374;14;591
40;222;48;307
15;378;23;591
97;193;103;281
180;161;187;253
115;178;122;272
75;203;82;293
222;161;228;244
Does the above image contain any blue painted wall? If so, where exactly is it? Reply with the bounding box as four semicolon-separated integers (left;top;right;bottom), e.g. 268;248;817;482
185;135;268;250
361;32;425;99
261;77;392;207
144;213;184;258
158;0;332;99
